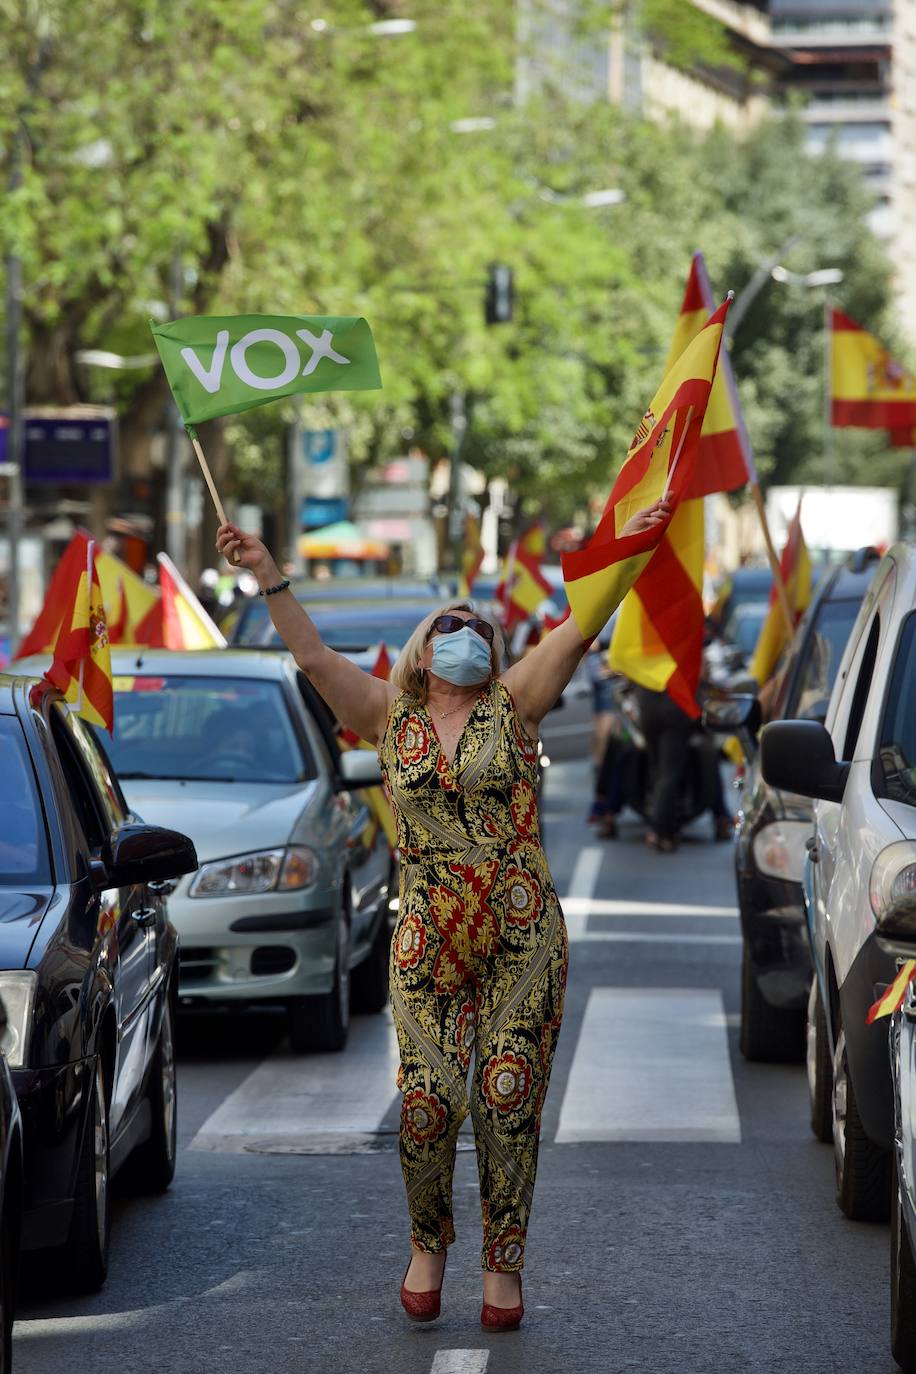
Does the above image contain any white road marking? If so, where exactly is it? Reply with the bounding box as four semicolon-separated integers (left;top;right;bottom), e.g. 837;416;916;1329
563;845;603;940
430;1353;490;1374
189;1011;401;1155
563;896;737;919
576;930;741;945
556;988;742;1143
540;721;592;736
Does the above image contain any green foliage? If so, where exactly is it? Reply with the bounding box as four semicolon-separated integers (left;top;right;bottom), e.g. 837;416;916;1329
638;0;744;74
0;0;904;543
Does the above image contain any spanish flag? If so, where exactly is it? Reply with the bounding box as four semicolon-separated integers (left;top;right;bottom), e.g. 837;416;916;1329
96;551;160;644
609;254;743;716
748;502;812;686
459;511;485;597
867;960;916;1024
44;538;114;732
831;309;916;429
497;524;552;632
562;296;730;640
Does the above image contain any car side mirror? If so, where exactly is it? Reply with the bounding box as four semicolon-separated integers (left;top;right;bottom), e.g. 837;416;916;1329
337;748;383;791
102;824;199;888
703;693;762;737
760;721;850;803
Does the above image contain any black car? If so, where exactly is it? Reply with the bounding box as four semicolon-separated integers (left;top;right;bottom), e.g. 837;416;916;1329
0;1001;23;1373
709;548;880;1062
0;674;196;1291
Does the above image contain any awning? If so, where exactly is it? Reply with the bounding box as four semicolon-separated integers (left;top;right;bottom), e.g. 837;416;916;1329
298;520;389;560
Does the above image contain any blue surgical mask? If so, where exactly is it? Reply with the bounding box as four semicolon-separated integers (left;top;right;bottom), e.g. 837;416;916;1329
430;625;492;686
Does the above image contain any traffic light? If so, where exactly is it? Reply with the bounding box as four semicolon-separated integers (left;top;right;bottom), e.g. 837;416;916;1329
485;263;513;324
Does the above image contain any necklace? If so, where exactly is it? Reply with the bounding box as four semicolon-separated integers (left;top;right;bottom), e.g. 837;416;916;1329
430;696;474;721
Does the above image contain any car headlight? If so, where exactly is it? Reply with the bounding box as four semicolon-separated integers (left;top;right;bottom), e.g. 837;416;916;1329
752;820;812;884
0;971;37;1069
869;842;916;923
189;846;319;898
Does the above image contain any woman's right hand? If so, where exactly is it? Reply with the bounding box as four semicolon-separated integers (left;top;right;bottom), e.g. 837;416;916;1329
216;523;278;582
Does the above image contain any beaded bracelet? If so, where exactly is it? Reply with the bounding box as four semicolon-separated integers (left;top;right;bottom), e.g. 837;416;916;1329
258;579;291;598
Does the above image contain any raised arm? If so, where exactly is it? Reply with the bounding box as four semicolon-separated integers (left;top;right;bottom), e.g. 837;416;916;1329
500;497;672;734
216;524;395;745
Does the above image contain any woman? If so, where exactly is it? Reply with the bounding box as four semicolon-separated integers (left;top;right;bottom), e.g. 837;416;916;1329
216;500;668;1331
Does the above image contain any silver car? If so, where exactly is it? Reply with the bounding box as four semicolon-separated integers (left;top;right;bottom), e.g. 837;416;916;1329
104;649;393;1053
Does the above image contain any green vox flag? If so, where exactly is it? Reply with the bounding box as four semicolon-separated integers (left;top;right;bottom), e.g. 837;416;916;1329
149;313;382;427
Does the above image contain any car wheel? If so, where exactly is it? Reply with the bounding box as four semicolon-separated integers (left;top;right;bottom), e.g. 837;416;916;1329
350;913;391;1015
807;978;833;1143
892;1151;916;1372
127;995;178;1193
832;1025;891;1222
739;945;805;1063
288;910;351;1054
63;1055;111;1292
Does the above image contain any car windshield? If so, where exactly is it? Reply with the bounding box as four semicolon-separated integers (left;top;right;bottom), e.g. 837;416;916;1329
0;717;51;884
788;598;862;721
105;676;313;784
729;605;768;656
233;600;425;650
877;613;916;807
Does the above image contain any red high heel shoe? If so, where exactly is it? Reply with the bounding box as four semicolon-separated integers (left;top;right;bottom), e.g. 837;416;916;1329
480;1275;524;1332
399;1251;447;1322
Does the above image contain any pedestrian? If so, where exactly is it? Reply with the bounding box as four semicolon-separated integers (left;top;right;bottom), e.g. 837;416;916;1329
633;682;694;852
216;499;666;1332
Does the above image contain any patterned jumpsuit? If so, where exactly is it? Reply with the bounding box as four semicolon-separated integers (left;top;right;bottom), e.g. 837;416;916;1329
380;679;569;1273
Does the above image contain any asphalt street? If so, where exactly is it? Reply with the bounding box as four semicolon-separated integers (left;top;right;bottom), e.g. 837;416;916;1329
12;704;892;1374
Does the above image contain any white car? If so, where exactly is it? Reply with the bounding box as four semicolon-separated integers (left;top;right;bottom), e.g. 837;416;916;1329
761;544;916;1229
104;650;394;1054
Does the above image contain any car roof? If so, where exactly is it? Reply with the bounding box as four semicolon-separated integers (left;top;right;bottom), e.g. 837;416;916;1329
818;549;884;603
0;673;47;715
109;648;296;680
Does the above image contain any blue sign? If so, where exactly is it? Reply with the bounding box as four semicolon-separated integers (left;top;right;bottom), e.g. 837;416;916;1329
0;413;117;484
302;429;337;466
302;496;349;528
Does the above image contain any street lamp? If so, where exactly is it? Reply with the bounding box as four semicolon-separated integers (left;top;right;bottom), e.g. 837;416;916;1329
309;17;417;36
769;264;845;489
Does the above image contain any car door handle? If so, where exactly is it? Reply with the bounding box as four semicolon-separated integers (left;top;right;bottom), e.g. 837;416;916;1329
806;836;819;863
133;908;158;926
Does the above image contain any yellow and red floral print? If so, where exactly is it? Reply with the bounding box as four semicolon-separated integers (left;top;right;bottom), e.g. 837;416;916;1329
381;681;568;1272
483;1050;534;1114
403;1088;448;1145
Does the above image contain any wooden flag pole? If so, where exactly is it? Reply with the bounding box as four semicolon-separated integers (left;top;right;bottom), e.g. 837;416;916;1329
662;406;694;501
189;430;239;564
749;480;795;640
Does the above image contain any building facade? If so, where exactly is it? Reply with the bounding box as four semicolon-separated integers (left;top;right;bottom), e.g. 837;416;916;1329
770;0;916;334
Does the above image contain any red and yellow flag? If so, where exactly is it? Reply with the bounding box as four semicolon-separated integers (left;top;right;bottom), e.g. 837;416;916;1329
867;961;916;1024
610;254;744;716
96;551;160;645
459;512;485;598
44;539;114;732
748;502;812;685
497;523;552;632
831;309;916;429
158;553;226;650
15;531;94;661
562;296;730;641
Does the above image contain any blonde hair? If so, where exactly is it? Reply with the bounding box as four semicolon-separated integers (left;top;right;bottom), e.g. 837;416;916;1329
390;601;505;703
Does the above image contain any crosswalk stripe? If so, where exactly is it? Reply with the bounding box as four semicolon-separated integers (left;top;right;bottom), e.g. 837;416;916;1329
189;1011;401;1155
574;930;741;945
430;1353;489;1373
563;897;737;919
555;987;742;1144
563;845;603;941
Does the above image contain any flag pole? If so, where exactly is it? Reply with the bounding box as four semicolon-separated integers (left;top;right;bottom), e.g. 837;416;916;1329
187;426;239;564
749;481;795;640
662;406;694;500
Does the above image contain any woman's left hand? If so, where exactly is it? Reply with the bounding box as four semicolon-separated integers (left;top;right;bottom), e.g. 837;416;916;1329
619;497;673;538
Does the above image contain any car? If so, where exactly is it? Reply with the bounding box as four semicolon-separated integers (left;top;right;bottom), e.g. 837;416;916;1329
890;984;916;1371
102;649;394;1053
0;673;196;1291
760;543;916;1223
714;565;772;633
0;999;22;1371
229;583;447;649
706;549;880;1062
